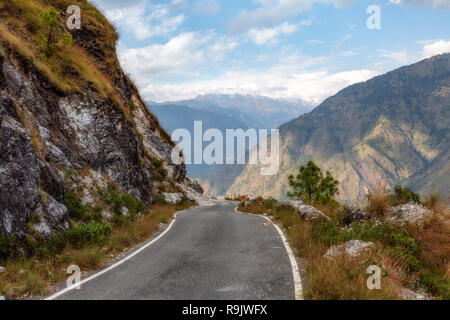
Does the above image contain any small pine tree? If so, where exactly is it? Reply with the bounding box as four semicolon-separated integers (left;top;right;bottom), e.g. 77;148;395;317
287;161;339;204
38;7;72;56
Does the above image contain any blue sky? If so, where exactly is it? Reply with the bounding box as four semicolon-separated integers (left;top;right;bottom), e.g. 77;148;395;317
91;0;450;104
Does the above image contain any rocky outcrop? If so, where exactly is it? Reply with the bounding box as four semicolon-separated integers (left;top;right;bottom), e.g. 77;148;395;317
291;203;330;221
385;204;432;224
343;207;372;226
0;6;203;238
325;240;375;258
399;288;432;300
282;201;330;221
163;193;183;204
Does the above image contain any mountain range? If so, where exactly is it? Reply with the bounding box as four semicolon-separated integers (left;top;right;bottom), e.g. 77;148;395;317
225;54;450;203
148;95;312;186
150;94;313;130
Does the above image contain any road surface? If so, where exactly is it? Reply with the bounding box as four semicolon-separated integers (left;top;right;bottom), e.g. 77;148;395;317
50;201;297;300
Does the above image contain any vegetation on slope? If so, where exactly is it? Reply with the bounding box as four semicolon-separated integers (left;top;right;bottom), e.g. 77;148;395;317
0;0;171;141
238;164;449;300
228;54;450;203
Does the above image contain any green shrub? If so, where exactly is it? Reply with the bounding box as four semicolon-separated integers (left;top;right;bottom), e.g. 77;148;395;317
153;168;168;182
111;214;129;227
47;233;67;255
0;236;20;261
86;206;103;222
103;185;124;214
150;157;168;182
263;197;278;208
391;186;420;205
101;185;146;216
66;222;112;248
63;192;88;220
152;194;167;205
121;193;146;216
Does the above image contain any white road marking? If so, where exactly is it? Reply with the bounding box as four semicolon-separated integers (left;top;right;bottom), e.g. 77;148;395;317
235;206;304;300
45;208;193;300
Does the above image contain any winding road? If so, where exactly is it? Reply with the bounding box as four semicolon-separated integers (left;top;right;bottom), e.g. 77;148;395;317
47;201;301;300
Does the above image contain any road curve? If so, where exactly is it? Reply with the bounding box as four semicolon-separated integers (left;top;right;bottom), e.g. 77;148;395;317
51;201;296;300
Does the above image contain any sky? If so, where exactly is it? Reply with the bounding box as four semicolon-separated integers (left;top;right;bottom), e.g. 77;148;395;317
90;0;450;105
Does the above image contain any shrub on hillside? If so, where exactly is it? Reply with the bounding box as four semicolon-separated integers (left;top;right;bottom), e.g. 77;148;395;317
391;186;421;205
287;161;339;205
66;222;112;248
63;192;88;220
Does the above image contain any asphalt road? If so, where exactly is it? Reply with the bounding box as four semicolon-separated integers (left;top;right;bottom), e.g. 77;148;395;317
52;201;295;300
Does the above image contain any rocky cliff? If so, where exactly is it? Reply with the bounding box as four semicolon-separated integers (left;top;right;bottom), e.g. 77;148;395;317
0;0;202;237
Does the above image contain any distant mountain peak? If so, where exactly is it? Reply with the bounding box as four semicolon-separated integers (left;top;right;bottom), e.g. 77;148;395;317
227;54;450;203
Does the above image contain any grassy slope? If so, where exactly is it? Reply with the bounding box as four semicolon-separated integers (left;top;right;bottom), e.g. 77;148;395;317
238;196;449;300
0;0;171;142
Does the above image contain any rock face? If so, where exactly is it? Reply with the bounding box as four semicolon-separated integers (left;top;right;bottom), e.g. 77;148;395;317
325;240;375;258
386;204;432;224
0;3;203;238
163;193;183;204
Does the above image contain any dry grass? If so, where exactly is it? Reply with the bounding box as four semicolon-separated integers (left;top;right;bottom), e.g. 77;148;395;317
0;0;123;99
365;184;391;218
239;202;399;299
305;252;399;300
239;195;450;300
0;202;194;300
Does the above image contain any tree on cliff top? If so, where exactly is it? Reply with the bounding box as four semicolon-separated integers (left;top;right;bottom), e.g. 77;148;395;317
39;7;72;56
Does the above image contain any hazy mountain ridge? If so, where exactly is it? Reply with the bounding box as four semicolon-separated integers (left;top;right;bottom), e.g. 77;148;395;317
149;95;313;193
227;54;450;203
154;93;313;129
149;104;249;179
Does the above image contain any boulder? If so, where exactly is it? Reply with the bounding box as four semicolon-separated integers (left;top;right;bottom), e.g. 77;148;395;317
282;201;330;221
0;266;5;273
163;192;183;204
325;240;375;258
296;205;330;221
399;288;432;300
386;204;432;224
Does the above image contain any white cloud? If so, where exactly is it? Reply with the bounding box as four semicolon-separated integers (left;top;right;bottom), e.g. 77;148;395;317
192;0;221;15
228;0;449;32
422;40;450;58
228;0;358;32
247;22;298;45
382;51;410;63
119;32;238;79
400;0;450;9
124;45;378;104
306;39;326;45
98;0;184;40
139;68;378;104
